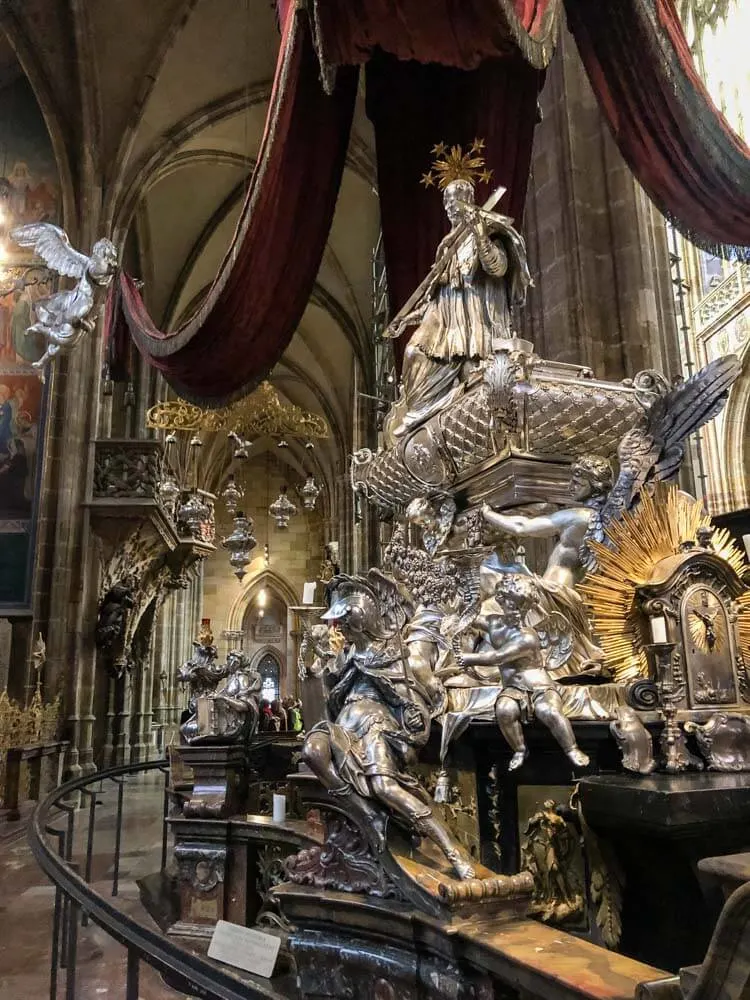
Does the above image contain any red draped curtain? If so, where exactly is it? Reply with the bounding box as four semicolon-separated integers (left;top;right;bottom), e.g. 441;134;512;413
114;0;750;403
113;0;358;405
366;53;543;367
308;0;559;70
112;0;557;402
308;0;558;366
566;0;750;257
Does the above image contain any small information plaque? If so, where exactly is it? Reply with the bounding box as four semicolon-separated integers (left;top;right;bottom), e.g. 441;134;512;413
208;920;281;978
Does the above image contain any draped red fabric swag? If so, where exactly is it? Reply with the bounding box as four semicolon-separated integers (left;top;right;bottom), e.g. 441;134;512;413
115;1;358;404
308;0;559;69
566;0;750;257
114;0;750;403
112;0;555;402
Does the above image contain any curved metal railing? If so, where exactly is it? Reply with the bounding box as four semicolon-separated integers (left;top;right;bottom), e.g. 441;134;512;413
29;758;283;1000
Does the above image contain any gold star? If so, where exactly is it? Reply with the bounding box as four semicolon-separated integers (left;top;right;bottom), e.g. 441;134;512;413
431;142;447;157
420;172;435;187
479;169;493;184
472;137;485;151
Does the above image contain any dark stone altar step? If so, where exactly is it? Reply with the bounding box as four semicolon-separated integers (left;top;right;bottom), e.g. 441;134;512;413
579;774;750;974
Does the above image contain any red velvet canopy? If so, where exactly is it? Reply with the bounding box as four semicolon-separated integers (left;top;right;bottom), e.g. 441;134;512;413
112;0;556;403
114;0;357;404
566;0;750;258
113;0;750;405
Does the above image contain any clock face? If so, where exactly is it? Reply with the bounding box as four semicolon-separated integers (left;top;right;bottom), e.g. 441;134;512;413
686;588;725;654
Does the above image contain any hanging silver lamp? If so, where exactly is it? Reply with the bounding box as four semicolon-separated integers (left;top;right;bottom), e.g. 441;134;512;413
220;473;245;516
268;485;297;529
222;511;257;581
299;475;321;511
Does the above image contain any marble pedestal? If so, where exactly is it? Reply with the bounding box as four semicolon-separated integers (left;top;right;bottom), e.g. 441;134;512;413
180;743;248;819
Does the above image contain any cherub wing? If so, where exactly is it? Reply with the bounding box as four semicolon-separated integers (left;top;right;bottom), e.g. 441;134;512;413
367;567;415;633
10;223;89;279
601;355;740;531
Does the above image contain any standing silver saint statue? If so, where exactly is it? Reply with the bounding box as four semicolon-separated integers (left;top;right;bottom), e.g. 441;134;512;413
11;223;119;381
383;142;530;435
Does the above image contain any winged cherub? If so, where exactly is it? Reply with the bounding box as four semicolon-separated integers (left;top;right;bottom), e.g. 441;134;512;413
484;356;741;585
10;224;119;380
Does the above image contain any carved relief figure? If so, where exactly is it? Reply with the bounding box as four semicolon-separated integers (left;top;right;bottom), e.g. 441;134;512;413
457;574;590;770
178;635;227;738
180;648;261;745
95;582;136;677
301;571;475;880
522;799;584;923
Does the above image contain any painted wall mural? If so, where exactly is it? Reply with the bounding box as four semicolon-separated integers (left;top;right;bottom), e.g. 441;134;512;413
0;77;59;609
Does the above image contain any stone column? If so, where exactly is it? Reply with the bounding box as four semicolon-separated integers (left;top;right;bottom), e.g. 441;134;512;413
520;26;680;382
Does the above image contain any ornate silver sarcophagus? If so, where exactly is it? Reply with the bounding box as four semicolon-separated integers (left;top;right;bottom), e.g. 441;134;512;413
352;343;655;513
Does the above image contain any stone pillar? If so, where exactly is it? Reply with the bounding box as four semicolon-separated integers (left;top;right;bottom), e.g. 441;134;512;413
0;619;12;693
520;26;680;382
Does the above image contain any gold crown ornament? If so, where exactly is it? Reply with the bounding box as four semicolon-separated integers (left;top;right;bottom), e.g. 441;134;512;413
420;139;493;190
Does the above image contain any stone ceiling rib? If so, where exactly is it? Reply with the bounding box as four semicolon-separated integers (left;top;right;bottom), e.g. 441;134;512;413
106;0;201;191
163;174;251;328
109;82;272;236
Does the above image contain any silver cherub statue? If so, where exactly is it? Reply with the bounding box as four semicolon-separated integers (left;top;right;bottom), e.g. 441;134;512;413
301;570;475;880
482;456;610;677
10;223;119;380
456;573;590;771
483;357;741;585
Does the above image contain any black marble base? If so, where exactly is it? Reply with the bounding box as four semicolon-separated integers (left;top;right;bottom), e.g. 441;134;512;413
579;772;750;973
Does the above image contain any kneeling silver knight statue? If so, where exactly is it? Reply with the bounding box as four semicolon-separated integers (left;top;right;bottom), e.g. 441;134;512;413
301;570;476;880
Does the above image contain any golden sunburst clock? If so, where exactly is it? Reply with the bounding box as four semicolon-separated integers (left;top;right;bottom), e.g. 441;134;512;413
579;485;750;683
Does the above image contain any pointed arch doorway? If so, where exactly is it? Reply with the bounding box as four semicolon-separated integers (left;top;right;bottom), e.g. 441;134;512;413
228;569;299;700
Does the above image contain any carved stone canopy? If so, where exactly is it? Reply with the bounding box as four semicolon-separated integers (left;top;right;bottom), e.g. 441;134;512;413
88;438;215;678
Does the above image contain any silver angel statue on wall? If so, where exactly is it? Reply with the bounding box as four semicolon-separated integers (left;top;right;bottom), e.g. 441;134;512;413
11;223;118;381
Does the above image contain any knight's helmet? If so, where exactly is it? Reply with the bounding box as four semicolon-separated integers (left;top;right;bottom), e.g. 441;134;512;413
321;575;386;638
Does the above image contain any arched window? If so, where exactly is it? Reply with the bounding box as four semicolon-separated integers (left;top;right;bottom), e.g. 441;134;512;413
258;653;281;703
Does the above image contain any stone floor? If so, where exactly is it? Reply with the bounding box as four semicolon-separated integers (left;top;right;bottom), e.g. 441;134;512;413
0;771;186;999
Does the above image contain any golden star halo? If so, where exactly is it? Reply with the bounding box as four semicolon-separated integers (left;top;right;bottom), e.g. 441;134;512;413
421;138;494;190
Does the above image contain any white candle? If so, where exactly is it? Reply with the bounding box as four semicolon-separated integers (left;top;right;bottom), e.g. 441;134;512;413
272;793;286;824
650;616;667;644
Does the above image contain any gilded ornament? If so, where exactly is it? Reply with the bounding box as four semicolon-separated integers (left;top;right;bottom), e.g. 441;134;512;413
146;381;328;441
